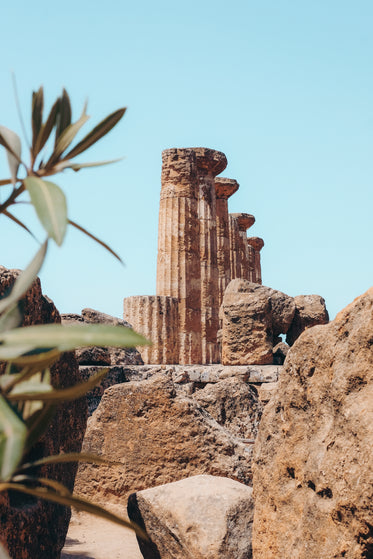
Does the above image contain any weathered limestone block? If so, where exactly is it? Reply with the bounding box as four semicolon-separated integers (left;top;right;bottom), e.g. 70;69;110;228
229;213;255;281
224;281;296;340
127;475;254;559
192;376;263;440
247;236;264;284
195;149;227;364
79;365;128;415
252;288;373;559
123;295;179;364
61;309;143;366
0;267;87;559
156;148;202;364
221;279;273;365
75;374;253;506
215;178;239;311
81;307;132;327
286;294;329;345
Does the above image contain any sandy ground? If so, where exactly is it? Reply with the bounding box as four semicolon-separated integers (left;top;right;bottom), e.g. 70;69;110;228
61;511;143;559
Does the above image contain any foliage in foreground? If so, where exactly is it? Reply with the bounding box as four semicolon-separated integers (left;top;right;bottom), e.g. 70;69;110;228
0;87;149;556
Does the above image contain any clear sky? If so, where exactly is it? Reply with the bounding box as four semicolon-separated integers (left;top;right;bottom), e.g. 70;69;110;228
1;0;372;321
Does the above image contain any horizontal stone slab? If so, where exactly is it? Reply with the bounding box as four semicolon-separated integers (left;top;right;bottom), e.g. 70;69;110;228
81;364;281;384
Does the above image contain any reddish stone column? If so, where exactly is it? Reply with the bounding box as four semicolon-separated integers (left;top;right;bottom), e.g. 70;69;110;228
215;178;239;309
229;213;255;280
156;148;202;364
195;149;227;364
247;242;255;282
123;295;179;364
247;237;264;284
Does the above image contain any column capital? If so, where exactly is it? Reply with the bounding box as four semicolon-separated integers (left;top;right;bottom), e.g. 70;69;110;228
162;147;227;176
231;212;255;231
248;237;264;251
215;177;239;199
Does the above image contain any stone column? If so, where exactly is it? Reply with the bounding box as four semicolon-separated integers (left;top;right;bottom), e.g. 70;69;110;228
215;178;239;309
247;242;255;282
123;295;179;364
247;237;264;284
195;149;227;364
156;148;205;364
229;213;255;280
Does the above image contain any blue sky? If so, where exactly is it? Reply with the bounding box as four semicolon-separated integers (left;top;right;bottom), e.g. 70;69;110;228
1;0;372;321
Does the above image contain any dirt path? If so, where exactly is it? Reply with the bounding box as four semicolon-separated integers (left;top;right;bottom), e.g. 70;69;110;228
61;511;143;559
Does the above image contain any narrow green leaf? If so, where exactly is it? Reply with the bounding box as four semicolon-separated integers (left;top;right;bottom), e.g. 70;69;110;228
10;379;52;397
54;157;123;173
68;219;123;263
0;304;22;334
31;87;44;157
24;177;67;245
0;348;61;368
48;103;89;165
19;452;121;471
3;210;37;240
54;89;71;144
34;98;59;157
0;483;147;539
0;542;11;559
0;344;36;360
8;368;110;402
0;240;47;314
0;323;149;351
12;475;71;497
63;108;126;160
0;395;27;481
0;126;22;185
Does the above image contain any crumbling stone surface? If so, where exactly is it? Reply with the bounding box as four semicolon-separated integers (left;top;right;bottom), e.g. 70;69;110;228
286;294;329;346
76;346;111;365
192;376;263;439
252;288;373;559
123;295;179;364
0;267;87;559
81;307;131;327
272;341;289;364
221;279;273;365
75;373;254;506
61;308;143;366
127;475;254;559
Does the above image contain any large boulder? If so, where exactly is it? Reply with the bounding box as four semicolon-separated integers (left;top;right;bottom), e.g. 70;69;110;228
75;374;253;506
221;280;273;365
252;288;373;558
127;475;254;559
286;294;329;345
0;267;87;559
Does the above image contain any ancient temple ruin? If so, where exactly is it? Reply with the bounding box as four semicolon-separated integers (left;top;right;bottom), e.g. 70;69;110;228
123;147;264;365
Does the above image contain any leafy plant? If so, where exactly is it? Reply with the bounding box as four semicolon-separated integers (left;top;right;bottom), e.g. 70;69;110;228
0;87;149;557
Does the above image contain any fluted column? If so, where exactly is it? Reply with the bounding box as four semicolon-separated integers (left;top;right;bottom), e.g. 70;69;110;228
247;237;264;284
123;295;179;364
195;149;227;364
156;148;202;364
229;213;255;280
215;178;239;308
247;242;255;282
